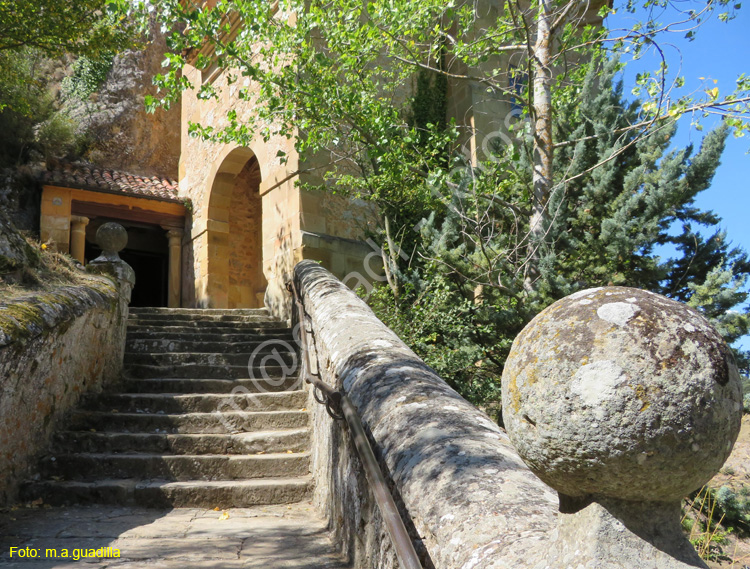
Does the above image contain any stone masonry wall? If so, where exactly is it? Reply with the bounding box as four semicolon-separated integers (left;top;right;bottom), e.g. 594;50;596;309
0;276;127;505
228;160;264;308
295;261;558;569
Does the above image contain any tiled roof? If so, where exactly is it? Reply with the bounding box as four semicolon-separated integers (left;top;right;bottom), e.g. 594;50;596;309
43;163;181;203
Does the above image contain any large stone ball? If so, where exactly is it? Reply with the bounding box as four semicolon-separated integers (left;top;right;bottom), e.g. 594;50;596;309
95;222;128;254
502;286;743;502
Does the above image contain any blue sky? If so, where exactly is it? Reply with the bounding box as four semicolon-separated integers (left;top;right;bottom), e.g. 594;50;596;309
607;5;750;350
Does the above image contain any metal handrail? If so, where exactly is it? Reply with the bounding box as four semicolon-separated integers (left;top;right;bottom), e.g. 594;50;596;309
287;280;423;569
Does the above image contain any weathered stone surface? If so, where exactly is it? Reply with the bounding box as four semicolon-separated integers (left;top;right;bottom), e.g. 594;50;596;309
295;260;558;569
548;499;708;569
71;23;181;179
19;308;314;512
95;221;129;254
501;286;743;502
86;223;136;308
0;209;38;276
0;503;349;568
0;276;127;505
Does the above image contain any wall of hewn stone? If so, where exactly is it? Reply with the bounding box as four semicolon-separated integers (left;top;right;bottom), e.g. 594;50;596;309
295;260;558;569
0;275;127;505
228;159;265;308
179;53;381;316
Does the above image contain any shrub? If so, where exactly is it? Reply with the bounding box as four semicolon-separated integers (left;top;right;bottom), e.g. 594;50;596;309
367;281;503;412
61;53;114;102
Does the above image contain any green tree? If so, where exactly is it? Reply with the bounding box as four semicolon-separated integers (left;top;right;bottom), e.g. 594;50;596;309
138;0;750;403
391;55;750;405
0;0;136;166
0;0;133;58
139;0;749;230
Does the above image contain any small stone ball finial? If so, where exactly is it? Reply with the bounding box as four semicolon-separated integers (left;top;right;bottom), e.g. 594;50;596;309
96;222;128;254
502;286;743;503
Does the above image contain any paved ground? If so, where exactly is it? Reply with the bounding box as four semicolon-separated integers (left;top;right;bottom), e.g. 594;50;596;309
0;502;349;568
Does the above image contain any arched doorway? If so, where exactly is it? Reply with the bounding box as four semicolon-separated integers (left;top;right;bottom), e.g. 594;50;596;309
204;147;266;308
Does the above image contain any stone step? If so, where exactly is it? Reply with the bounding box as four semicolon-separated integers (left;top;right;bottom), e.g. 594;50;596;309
53;428;310;455
124;350;298;368
123;363;294;380
129;313;278;323
68;410;309;434
129;307;271;316
38;452;311;482
126;329;295;342
121;376;304;394
127;320;287;330
125;338;299;354
22;477;312;508
85;391;308;414
23;308;311;511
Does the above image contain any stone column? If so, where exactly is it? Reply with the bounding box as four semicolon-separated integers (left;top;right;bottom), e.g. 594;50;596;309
165;228;183;308
87;223;136;383
70;215;89;265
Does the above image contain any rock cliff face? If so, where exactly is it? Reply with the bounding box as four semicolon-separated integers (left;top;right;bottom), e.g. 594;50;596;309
0;168;42;232
0;208;39;276
74;25;180;179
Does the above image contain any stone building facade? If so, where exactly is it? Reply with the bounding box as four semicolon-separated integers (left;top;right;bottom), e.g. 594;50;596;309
39;2;603;318
176;53;379;316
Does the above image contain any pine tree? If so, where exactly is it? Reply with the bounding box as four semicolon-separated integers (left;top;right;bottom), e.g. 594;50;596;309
372;54;750;406
548;56;750;349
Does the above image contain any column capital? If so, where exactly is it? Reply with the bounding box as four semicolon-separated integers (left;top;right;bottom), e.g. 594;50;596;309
163;226;184;241
70;215;90;227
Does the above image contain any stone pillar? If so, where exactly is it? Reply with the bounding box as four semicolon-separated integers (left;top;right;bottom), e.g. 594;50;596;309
87;222;136;307
165;227;183;308
501;286;744;569
69;215;89;264
86;222;136;380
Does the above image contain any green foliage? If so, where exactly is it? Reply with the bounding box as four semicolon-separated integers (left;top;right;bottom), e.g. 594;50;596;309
0;48;51;116
367;54;750;406
0;48;57;166
0;49;85;166
368;280;502;410
34;112;81;161
138;0;750;406
62;54;115;102
683;486;734;562
682;484;750;565
0;0;136;167
714;486;750;533
742;377;750;413
0;0;136;58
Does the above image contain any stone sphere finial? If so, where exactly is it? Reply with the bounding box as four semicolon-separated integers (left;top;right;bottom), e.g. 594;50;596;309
502;286;743;503
95;222;128;255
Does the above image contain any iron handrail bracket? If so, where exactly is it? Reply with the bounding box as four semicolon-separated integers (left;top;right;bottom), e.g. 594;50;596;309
287;280;423;569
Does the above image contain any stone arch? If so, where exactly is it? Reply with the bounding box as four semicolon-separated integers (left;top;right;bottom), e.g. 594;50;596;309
204;146;267;308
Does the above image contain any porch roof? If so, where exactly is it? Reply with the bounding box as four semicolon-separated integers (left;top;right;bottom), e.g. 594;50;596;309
43;163;181;204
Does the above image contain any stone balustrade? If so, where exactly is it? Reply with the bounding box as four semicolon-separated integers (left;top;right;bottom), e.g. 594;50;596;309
294;260;744;569
0;223;134;505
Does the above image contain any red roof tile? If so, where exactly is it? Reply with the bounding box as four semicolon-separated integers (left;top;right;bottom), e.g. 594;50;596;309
43;163;181;203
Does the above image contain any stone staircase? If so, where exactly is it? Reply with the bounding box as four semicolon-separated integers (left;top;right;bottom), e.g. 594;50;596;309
22;307;312;508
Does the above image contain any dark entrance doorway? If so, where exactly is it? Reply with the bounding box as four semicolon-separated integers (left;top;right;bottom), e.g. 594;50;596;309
84;220;169;307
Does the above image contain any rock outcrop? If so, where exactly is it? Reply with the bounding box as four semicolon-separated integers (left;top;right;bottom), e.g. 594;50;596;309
71;23;180;179
0;208;39;277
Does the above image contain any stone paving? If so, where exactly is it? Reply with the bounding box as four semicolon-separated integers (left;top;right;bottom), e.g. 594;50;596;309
0;502;349;568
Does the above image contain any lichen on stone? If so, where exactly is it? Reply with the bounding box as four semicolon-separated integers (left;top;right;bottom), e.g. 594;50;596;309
0;278;118;347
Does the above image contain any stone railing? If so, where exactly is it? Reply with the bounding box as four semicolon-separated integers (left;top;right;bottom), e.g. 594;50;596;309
294;260;744;569
0;223;135;505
